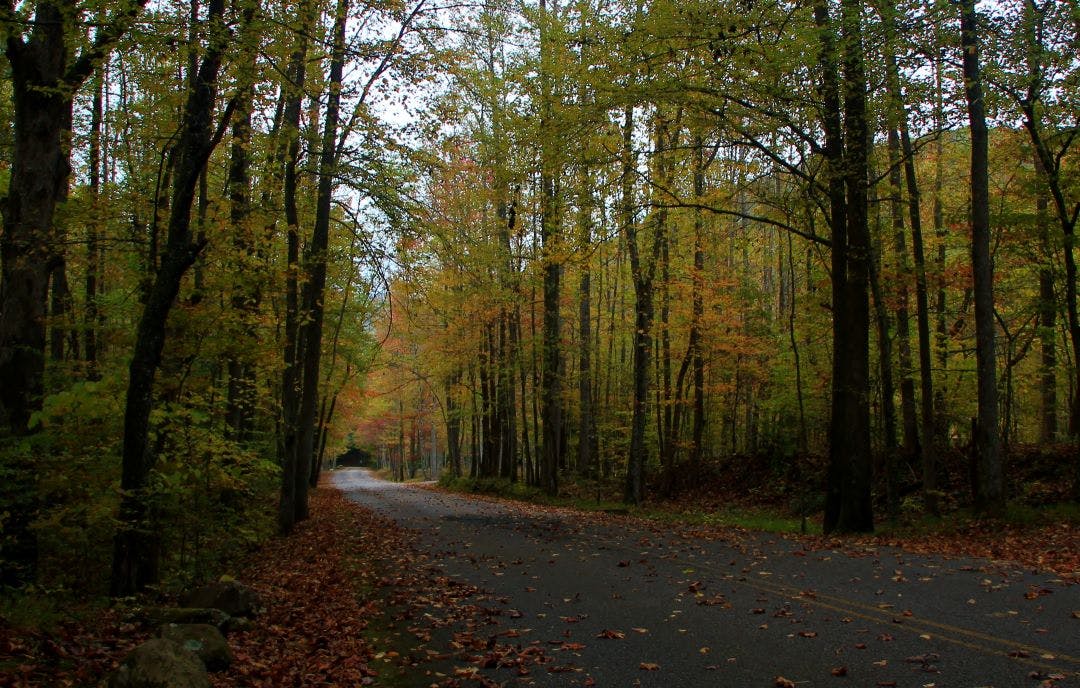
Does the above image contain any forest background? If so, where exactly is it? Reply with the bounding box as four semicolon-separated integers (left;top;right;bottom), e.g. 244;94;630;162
0;0;1078;606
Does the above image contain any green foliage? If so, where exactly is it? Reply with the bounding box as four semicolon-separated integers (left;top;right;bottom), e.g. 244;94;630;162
1;375;279;596
438;475;543;501
146;398;279;591
6;378;126;593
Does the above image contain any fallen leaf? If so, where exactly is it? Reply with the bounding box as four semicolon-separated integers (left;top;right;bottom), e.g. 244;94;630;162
639;662;660;671
775;677;796;688
596;629;625;639
548;664;579;673
831;666;848;676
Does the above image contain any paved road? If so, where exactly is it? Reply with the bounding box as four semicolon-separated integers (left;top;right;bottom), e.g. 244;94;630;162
334;469;1078;687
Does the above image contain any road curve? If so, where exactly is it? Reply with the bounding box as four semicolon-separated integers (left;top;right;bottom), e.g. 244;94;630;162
334;468;1078;687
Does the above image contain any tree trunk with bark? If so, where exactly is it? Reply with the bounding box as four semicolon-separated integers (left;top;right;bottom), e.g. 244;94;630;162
538;0;561;496
294;0;349;522
277;0;315;534
821;0;874;534
960;0;1004;515
111;0;233;595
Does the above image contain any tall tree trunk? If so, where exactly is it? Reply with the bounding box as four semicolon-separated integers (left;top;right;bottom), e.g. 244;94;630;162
1036;153;1057;442
517;306;534;485
878;3;940;511
1;3;69;435
49;260;75;361
787;233;808;454
624;110;667;505
691;139;708;464
932;24;949;437
960;0;1004;515
538;0;561;496
1017;39;1079;441
497;187;519;480
446;377;462;477
869;236;900;520
295;0;349;522
621;106;644;505
899;126;939;515
821;0;873;533
577;169;597;478
111;0;232;595
887;130;918;457
277;0;315;534
85;74;104;380
658;214;675;494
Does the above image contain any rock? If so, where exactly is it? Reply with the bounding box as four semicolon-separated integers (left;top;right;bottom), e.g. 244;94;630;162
181;580;261;618
221;615;255;634
133;607;231;631
158;623;233;672
107;638;210;688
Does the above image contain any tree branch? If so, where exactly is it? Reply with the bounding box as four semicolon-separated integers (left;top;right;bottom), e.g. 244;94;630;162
1;0;24;61
65;0;151;89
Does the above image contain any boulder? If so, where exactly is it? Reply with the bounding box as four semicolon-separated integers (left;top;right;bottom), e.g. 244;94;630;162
221;615;255;634
107;638;210;688
158;623;233;672
181;580;261;618
134;607;231;631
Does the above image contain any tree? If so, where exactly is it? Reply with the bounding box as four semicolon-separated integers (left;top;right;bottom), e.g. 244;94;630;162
819;0;873;534
537;0;562;496
111;0;241;595
293;0;350;526
959;0;1004;515
276;0;317;535
1;0;148;435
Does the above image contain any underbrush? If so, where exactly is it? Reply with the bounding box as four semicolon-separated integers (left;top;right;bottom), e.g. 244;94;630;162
1;378;279;633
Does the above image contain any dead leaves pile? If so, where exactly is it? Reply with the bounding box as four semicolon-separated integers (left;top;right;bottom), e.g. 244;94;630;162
853;520;1080;582
217;486;554;687
210;488;382;686
0;609;148;687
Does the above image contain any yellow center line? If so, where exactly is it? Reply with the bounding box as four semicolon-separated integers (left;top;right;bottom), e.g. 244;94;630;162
589;531;1079;677
727;572;1078;676
743;573;1080;665
403;489;1079;679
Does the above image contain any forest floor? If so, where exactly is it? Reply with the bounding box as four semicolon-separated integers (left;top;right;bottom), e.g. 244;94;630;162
1;467;1077;687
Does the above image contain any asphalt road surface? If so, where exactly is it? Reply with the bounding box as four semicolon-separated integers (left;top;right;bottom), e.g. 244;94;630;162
334;468;1078;687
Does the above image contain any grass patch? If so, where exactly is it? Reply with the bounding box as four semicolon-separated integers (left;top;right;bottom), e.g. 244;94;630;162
700;508;820;534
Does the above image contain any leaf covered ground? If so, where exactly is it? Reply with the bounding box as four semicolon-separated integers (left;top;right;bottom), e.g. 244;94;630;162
1;484;559;687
